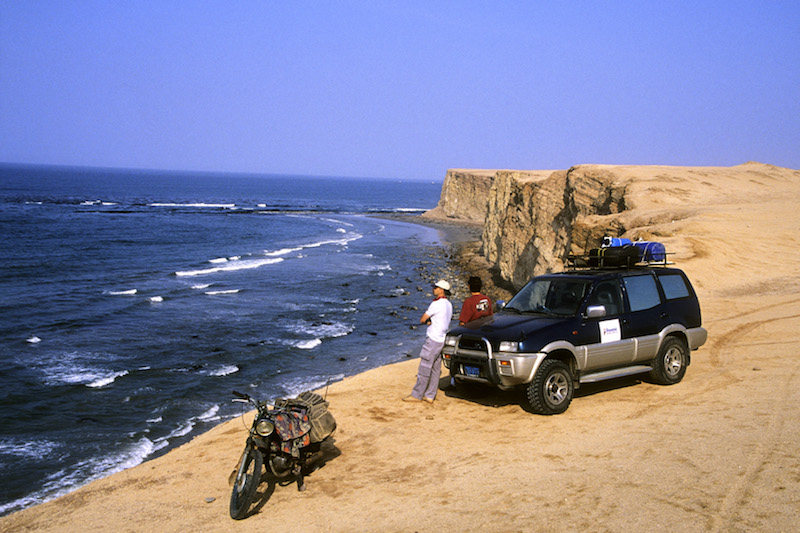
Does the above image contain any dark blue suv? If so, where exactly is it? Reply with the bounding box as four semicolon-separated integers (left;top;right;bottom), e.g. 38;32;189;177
442;266;707;414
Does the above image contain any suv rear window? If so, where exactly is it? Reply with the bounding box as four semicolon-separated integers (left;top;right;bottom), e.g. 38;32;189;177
622;274;661;311
657;273;691;299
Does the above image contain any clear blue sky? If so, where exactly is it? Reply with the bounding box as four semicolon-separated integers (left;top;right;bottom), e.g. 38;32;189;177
1;1;798;180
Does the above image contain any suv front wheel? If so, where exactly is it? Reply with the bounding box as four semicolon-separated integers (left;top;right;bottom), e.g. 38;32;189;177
527;359;574;415
650;337;688;385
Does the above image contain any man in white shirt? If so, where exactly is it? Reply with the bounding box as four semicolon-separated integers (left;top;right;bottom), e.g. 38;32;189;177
404;279;453;404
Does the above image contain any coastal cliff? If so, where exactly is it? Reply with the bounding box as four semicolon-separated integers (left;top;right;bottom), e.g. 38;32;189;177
422;162;800;291
422;169;497;224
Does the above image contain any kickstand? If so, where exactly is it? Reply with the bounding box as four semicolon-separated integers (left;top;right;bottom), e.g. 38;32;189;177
293;465;306;491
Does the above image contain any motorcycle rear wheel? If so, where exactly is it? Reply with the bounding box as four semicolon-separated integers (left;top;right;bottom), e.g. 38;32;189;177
229;445;263;520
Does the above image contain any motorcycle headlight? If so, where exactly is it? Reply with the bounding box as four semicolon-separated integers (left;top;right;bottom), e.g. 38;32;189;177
255;419;274;437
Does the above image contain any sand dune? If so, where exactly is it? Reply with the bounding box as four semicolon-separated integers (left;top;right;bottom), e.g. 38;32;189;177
3;163;800;532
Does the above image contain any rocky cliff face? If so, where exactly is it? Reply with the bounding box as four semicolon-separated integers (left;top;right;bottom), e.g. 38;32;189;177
481;167;631;288
421;169;497;224
423;166;632;289
423;162;797;291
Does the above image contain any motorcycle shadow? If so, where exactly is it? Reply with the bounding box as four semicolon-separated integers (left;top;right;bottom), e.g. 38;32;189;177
247;437;342;517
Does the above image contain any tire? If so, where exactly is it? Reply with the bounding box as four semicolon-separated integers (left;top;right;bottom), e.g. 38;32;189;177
229;445;262;520
650;337;688;385
526;359;574;415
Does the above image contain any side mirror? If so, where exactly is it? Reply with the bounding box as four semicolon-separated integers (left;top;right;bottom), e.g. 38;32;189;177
496;300;506;310
585;305;606;318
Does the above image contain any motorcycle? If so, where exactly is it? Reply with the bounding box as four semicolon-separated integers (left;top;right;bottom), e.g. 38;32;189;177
229;389;337;520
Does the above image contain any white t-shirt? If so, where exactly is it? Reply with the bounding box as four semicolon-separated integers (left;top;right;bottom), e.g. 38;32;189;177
425;297;453;343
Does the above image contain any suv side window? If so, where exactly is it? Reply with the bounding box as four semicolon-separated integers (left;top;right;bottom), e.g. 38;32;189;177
657;273;691;299
586;280;623;316
622;274;661;312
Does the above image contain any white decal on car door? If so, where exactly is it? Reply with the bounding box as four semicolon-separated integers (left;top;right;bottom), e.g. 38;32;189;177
599;319;621;343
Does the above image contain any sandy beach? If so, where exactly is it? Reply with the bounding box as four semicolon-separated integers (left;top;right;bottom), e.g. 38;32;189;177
3;163;800;532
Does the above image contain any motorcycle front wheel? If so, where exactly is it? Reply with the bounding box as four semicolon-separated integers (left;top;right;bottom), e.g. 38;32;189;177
229;445;263;520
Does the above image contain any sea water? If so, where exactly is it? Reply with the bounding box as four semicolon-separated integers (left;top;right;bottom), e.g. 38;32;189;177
0;164;451;515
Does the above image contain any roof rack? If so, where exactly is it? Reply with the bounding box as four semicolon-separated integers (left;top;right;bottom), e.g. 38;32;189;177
564;253;674;270
564;239;676;270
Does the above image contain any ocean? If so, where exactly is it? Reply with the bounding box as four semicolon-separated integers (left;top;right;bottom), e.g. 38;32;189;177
0;164;452;516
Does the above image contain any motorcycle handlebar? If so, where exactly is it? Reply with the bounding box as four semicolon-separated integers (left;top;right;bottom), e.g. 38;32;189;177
232;390;275;410
232;390;250;400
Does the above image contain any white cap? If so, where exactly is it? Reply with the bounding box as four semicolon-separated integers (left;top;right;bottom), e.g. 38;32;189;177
434;279;451;291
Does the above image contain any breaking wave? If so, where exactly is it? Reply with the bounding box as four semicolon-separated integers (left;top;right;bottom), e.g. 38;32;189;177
105;289;137;296
175;257;283;277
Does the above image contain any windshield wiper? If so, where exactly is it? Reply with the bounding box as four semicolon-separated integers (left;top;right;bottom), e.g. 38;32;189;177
524;305;559;316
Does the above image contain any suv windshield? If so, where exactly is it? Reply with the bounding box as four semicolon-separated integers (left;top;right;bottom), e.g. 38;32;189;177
505;278;591;316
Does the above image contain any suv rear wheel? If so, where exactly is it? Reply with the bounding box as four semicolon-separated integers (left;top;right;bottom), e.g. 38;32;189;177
650;337;688;385
527;359;574;415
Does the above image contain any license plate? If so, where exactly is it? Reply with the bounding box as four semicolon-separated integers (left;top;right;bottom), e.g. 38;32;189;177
464;365;480;377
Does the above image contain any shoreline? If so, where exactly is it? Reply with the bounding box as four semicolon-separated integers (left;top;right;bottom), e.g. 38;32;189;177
377;212;515;302
374;212;482;248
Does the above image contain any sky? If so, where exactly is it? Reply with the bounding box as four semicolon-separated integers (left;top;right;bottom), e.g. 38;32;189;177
1;1;798;181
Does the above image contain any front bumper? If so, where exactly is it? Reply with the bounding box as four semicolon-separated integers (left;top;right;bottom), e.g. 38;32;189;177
443;338;544;388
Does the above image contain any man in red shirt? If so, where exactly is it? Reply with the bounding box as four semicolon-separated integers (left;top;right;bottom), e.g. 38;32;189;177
459;276;493;325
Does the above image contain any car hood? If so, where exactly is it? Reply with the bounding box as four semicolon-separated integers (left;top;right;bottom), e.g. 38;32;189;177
452;311;568;340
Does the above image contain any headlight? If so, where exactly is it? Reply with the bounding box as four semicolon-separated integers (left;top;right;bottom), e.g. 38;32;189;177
255;419;274;437
499;341;519;352
444;335;458;347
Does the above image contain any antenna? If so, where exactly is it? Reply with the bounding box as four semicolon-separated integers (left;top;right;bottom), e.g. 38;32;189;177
323;379;331;401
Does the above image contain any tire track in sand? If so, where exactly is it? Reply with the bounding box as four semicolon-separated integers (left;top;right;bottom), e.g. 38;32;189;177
703;302;800;531
709;361;799;531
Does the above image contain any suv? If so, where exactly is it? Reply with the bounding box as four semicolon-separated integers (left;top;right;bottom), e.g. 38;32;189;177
442;265;707;414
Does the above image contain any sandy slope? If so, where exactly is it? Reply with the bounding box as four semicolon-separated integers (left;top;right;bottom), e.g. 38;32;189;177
3;163;800;533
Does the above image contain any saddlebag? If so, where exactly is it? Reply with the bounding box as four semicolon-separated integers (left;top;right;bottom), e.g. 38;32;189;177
277;391;337;443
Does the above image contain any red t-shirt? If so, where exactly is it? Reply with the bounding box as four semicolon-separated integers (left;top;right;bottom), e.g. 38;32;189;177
459;293;493;324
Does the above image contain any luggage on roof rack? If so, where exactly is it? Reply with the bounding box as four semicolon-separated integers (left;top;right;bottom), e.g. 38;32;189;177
566;239;672;269
588;245;639;267
632;241;666;262
602;237;632;247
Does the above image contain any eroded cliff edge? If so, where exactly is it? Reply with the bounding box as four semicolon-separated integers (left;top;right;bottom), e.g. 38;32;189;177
422;162;800;292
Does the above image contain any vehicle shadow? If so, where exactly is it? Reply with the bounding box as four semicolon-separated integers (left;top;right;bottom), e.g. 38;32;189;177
440;374;646;413
439;376;524;408
242;437;342;519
